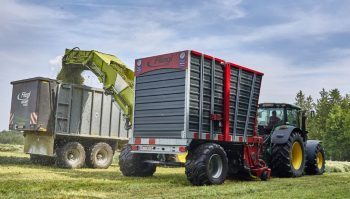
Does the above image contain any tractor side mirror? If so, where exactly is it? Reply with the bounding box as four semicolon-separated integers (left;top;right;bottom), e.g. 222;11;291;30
301;111;307;131
310;110;315;118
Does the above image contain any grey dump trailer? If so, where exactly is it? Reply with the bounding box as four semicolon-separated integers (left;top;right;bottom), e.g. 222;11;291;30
9;77;129;169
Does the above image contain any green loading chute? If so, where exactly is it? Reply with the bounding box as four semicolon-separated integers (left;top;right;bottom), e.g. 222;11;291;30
60;47;134;129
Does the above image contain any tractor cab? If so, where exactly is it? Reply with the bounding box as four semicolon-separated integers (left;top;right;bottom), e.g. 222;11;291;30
257;103;306;135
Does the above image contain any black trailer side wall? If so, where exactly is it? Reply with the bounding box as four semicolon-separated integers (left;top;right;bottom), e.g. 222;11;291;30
133;51;263;140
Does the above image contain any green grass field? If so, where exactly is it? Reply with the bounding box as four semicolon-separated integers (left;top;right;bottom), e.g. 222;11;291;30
0;144;349;199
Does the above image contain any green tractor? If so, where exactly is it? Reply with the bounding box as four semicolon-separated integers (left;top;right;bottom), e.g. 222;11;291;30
257;103;325;177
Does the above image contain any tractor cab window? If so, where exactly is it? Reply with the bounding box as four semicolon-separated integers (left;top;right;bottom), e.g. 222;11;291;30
287;108;299;127
258;108;284;129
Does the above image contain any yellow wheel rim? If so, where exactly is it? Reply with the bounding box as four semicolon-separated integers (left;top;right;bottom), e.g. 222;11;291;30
316;151;323;170
291;142;303;170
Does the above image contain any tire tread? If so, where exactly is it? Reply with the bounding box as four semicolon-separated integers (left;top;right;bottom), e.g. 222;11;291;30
271;132;305;177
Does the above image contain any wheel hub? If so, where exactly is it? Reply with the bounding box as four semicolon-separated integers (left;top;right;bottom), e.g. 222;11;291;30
208;154;223;179
96;149;108;164
97;154;103;160
68;154;75;160
67;149;80;164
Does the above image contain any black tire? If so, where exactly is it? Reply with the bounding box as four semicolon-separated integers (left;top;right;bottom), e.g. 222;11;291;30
30;154;55;166
86;142;114;169
305;141;325;175
56;142;86;169
119;145;156;177
271;131;306;177
185;143;228;186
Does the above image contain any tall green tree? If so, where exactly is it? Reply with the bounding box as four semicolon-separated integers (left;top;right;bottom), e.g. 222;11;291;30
314;89;331;140
294;91;317;138
329;89;341;105
295;90;306;109
294;88;350;161
305;95;314;112
325;104;350;160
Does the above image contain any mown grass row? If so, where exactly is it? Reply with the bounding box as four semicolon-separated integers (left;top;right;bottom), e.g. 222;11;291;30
325;161;350;173
1;143;349;173
0;145;349;198
0;151;349;198
0;131;23;145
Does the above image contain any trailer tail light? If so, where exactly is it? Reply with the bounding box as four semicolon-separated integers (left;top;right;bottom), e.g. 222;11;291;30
179;146;187;153
131;145;138;151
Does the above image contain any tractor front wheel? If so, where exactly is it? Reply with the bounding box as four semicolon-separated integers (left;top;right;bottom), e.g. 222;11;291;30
185;143;228;186
271;131;306;177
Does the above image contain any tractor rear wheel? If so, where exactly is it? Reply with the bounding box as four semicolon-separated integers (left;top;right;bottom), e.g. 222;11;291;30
119;145;156;177
271;131;306;177
56;142;86;169
185;143;228;185
305;141;325;175
86;142;114;169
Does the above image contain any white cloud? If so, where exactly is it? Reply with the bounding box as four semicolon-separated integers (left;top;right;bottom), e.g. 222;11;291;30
205;0;245;20
231;51;350;104
0;0;68;30
49;55;63;78
49;55;62;66
236;6;350;43
1;0;350;130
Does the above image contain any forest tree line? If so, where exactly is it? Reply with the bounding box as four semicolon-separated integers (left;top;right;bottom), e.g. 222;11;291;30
295;88;350;161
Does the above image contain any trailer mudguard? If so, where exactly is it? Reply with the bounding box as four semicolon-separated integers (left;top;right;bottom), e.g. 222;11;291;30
305;140;322;155
24;132;55;156
271;126;303;144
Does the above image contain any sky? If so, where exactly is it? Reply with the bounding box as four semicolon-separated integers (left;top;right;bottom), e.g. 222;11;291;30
1;0;350;130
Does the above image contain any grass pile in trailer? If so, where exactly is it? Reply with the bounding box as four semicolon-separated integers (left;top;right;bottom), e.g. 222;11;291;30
56;64;85;84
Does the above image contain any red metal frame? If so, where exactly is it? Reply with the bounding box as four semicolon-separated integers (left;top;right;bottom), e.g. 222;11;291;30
224;62;269;179
203;54;213;59
223;63;231;142
214;57;225;63
191;50;225;65
189;51;264;143
244;144;271;179
191;50;202;56
227;62;264;76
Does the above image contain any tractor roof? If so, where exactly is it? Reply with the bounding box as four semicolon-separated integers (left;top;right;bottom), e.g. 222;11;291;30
258;103;301;110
